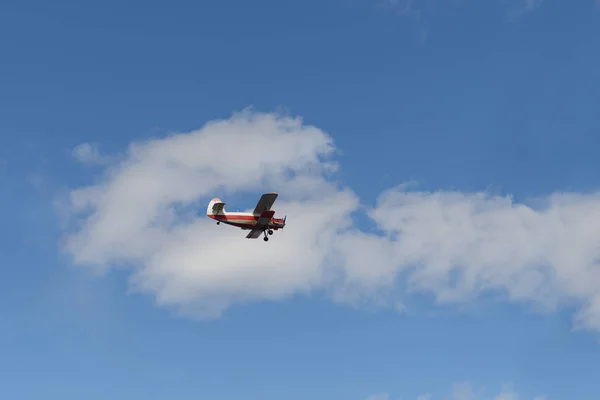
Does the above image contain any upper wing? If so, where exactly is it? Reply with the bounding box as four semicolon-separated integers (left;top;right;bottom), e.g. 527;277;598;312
245;210;275;239
252;192;278;215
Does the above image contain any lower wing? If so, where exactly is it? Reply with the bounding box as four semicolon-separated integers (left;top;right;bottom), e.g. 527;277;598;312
245;210;275;239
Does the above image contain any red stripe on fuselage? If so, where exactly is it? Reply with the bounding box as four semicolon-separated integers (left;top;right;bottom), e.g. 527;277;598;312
210;214;257;221
208;214;284;224
209;214;284;222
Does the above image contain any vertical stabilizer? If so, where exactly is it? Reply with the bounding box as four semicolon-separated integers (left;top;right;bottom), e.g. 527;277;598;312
207;198;226;216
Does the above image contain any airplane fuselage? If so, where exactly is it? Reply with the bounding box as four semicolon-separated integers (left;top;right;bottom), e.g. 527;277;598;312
207;212;285;231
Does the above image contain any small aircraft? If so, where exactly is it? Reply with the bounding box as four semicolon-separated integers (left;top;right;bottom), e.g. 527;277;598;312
206;192;286;241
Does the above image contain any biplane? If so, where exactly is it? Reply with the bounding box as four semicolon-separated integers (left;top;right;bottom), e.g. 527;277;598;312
206;192;286;241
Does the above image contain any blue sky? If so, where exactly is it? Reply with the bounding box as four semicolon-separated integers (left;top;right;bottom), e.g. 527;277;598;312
2;1;600;399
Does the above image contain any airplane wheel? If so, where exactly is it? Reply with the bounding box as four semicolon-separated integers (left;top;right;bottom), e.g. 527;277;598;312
264;236;269;242
268;229;273;235
217;221;220;225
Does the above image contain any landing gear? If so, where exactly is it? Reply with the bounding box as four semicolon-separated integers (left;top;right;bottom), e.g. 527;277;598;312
216;221;220;225
263;230;270;242
268;229;273;235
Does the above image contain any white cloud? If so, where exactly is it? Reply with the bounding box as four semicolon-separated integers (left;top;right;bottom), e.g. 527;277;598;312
367;393;390;400
368;382;544;400
385;0;414;14
381;0;546;42
383;0;545;20
448;382;520;400
72;142;111;165
63;109;355;317
509;0;544;21
365;187;600;331
62;109;600;332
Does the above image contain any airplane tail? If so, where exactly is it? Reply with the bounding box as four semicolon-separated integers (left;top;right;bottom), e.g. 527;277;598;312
207;198;226;216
